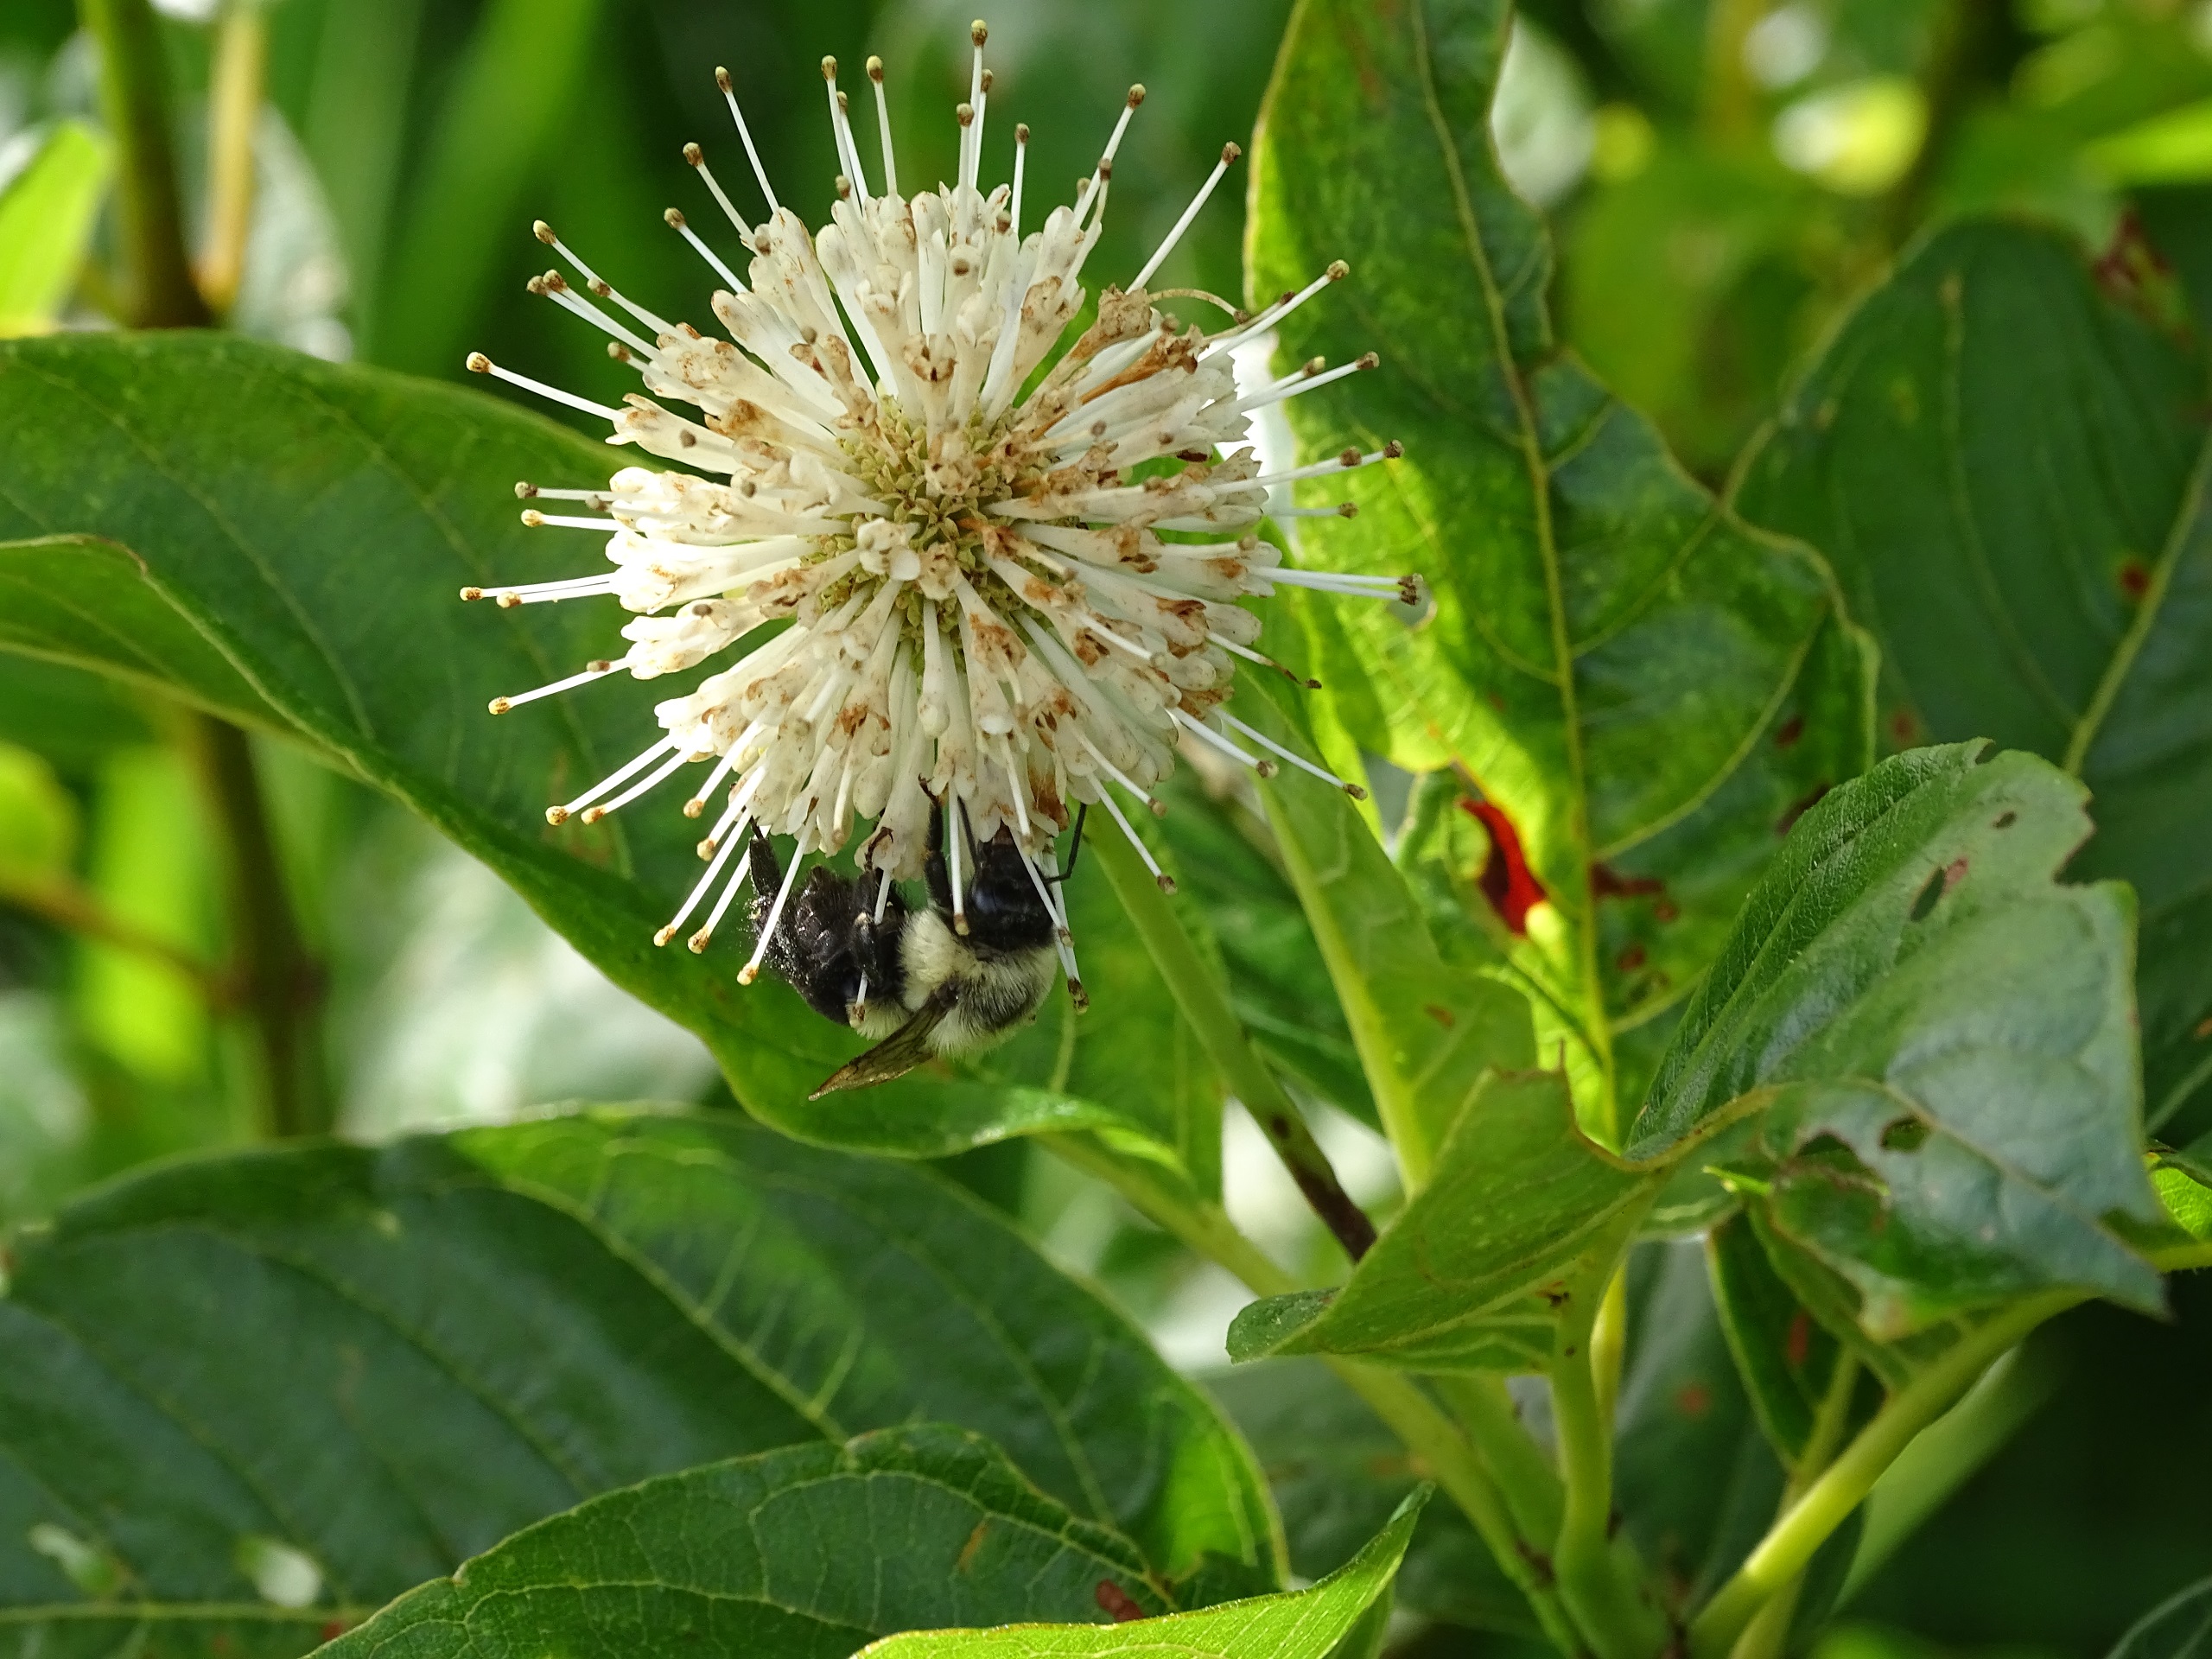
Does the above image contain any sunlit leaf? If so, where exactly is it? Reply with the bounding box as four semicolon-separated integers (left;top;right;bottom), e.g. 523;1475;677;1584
0;120;110;338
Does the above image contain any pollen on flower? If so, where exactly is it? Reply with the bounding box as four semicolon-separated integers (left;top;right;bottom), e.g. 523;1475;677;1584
464;19;1415;1008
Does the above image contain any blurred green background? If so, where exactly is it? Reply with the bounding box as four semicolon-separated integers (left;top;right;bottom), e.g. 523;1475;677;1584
3;0;2211;1653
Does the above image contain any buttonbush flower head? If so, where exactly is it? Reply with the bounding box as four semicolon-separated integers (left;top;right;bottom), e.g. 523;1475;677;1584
463;22;1415;1005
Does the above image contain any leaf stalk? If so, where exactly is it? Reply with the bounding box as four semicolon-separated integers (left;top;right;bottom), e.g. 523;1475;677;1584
78;0;211;325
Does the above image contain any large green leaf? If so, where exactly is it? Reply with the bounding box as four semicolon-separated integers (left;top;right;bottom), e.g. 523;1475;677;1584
317;1427;1166;1659
0;333;1208;1171
1225;1071;1665;1369
1636;743;2164;1337
0;1110;1277;1657
1247;0;1872;1141
858;1489;1425;1659
1732;219;2212;1145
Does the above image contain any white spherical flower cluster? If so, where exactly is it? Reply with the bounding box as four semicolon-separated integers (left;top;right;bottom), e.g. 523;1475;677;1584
463;22;1413;1056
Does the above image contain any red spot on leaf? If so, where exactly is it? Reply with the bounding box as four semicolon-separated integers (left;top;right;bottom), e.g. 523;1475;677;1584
320;1624;350;1644
1889;707;1921;746
1425;1003;1456;1028
1591;862;1663;899
1942;856;1968;893
2196;1014;2212;1040
1463;799;1547;936
1773;713;1805;749
1617;944;1647;972
1784;1309;1812;1370
1675;1382;1712;1418
1653;899;1680;923
2118;556;2152;601
1096;1581;1147;1623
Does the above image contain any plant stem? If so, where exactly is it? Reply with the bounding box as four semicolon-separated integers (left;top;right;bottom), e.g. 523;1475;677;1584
181;713;330;1137
1434;1373;1565;1544
1088;823;1376;1261
1549;1262;1666;1659
198;0;266;316
1049;1132;1584;1654
1688;1293;2078;1656
1726;1356;1861;1659
0;877;224;997
79;0;211;326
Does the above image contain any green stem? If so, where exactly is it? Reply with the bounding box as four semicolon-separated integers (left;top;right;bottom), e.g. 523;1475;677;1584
0;876;225;997
1434;1373;1565;1545
1088;823;1376;1261
1549;1264;1666;1659
79;0;211;325
1688;1293;2077;1657
181;713;330;1137
1047;1132;1584;1654
198;0;267;316
1726;1357;1861;1659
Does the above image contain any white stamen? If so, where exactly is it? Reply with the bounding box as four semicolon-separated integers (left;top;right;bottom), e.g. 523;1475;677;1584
1214;709;1366;796
867;58;899;198
583;743;697;822
683;143;754;244
1010;123;1027;238
488;660;616;714
822;60;868;204
1205;260;1349;358
664;207;745;290
963;22;987;194
1131;142;1239;291
1093;784;1175;892
1081;85;1144;222
1253;444;1401;488
1173;708;1275;778
533;221;676;338
683;747;742;817
515;485;614;505
465;353;621;421
690;816;759;950
522;512;623;532
716;67;780;212
1077;732;1164;816
1229;353;1378;417
947;798;968;934
537;278;658;355
551;736;675;824
660;811;748;944
740;844;807;982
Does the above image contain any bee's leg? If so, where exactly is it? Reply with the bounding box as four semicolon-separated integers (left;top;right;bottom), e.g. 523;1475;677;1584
1046;804;1088;884
849;867;910;1024
745;829;865;1024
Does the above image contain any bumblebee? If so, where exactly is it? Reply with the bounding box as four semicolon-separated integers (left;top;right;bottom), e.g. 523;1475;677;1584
746;803;1083;1096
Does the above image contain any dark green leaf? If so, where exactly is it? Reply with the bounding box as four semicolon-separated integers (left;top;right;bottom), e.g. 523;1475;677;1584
857;1489;1426;1659
318;1426;1166;1659
2110;1577;2212;1659
1732;219;2212;1144
1247;0;1872;1140
1204;1360;1537;1637
1704;1211;1846;1461
1637;742;2163;1336
0;334;1201;1168
0;1110;1277;1657
1226;1071;1672;1368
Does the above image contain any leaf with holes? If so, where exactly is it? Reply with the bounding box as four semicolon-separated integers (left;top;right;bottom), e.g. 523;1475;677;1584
0;1110;1278;1659
317;1426;1169;1659
1247;0;1872;1141
1634;743;2163;1338
0;333;1213;1174
1732;219;2212;1149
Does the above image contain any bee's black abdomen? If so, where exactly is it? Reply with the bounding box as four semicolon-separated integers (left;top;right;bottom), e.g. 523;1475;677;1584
747;830;909;1024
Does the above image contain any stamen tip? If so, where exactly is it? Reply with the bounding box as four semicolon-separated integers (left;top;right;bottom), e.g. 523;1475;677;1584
1357;351;1381;370
683;798;707;820
1255;760;1280;779
715;66;733;91
1147;798;1168;818
1327;258;1351;280
970;18;988;45
519;508;544;525
532;219;555;245
496;593;521;608
1337;502;1358;518
514;480;538;498
664;207;685;227
1345;784;1370;801
1384;439;1405;458
1155;874;1177;893
653;925;677;947
736;964;759;984
544;806;570;825
821;54;837;80
866;55;884;81
690;931;711;953
580;806;607;824
1221;141;1242;164
487;697;511;715
1015;121;1029;143
683;141;704;165
1127;83;1146;107
1068;979;1090;1013
459;586;484;601
465;352;491;373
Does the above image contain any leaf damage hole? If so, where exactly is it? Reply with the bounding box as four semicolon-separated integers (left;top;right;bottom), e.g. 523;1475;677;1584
1464;799;1547;935
1096;1580;1147;1623
1878;1116;1930;1152
1993;811;2017;830
1909;857;1967;923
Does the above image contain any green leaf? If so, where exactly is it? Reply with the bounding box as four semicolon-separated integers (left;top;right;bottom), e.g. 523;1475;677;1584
0;120;110;337
1704;1211;1847;1462
318;1426;1167;1659
1247;0;1872;1141
1237;674;1535;1182
2108;1577;2212;1659
1204;1360;1538;1638
1226;1071;1671;1368
856;1488;1426;1659
1636;743;2164;1338
0;334;1201;1168
0;1110;1278;1656
0;741;77;889
1732;219;2212;1144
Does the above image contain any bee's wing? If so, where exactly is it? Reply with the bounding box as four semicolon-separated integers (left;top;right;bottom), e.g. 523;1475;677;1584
809;986;958;1097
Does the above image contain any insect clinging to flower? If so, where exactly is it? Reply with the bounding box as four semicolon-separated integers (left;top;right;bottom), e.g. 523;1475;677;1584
461;21;1418;1094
